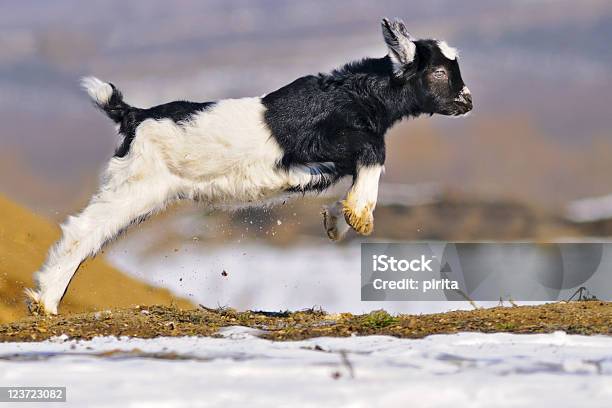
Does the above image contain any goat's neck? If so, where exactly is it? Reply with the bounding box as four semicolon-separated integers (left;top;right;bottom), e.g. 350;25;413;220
351;59;423;132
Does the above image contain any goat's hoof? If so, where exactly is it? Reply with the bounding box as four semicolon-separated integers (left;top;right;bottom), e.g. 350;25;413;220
24;288;52;316
341;201;374;236
322;204;351;242
322;207;340;241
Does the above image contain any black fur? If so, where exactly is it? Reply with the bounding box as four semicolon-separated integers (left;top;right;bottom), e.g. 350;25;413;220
96;84;215;158
93;18;471;182
263;36;471;193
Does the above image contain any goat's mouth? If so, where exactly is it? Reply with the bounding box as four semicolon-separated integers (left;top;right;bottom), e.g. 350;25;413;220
453;104;472;116
444;92;473;116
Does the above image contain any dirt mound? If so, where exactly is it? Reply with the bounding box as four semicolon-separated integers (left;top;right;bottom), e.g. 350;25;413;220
0;194;192;323
1;301;610;342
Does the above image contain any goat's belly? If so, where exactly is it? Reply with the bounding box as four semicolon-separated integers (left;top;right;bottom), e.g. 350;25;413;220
190;163;291;204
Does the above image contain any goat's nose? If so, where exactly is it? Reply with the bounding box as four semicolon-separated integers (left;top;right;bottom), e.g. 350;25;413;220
460;87;472;107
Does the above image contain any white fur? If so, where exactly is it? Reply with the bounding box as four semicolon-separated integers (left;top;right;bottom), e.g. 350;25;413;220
455;86;471;102
29;97;338;313
391;36;416;67
401;37;416;64
81;76;113;105
289;162;335;190
33;132;180;313
437;40;458;60
349;164;383;212
143;98;323;203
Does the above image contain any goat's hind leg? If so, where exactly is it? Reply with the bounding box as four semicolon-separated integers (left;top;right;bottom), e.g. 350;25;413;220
26;175;173;315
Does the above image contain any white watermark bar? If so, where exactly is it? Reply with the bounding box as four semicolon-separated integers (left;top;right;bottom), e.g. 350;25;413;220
0;387;66;402
361;243;612;301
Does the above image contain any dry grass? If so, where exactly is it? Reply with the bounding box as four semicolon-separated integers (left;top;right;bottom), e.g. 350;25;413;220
1;301;610;342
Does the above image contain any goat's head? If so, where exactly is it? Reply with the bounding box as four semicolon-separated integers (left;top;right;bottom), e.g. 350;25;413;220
382;18;473;116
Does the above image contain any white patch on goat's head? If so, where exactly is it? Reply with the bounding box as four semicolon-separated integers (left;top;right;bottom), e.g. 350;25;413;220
436;40;458;60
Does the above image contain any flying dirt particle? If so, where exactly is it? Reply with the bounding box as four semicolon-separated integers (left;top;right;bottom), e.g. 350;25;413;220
221;270;228;277
277;220;282;225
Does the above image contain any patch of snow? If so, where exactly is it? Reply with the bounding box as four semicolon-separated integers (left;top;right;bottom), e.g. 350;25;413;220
567;193;612;223
217;326;266;339
1;332;612;407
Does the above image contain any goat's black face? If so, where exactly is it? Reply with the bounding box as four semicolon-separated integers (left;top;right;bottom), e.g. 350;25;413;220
415;41;473;116
382;18;473;116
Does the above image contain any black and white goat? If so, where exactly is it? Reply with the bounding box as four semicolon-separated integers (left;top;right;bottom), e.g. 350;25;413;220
26;18;472;314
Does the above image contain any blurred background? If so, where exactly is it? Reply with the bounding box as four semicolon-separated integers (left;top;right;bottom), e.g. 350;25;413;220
1;0;612;319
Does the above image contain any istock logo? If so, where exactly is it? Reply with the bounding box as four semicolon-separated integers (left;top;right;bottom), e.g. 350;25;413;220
372;254;434;272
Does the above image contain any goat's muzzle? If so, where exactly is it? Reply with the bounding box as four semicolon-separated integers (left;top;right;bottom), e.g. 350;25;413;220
453;87;473;115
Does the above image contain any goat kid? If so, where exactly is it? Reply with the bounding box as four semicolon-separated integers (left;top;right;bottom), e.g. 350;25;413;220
26;18;472;314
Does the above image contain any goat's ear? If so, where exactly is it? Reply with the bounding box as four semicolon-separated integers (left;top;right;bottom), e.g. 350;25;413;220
381;18;417;75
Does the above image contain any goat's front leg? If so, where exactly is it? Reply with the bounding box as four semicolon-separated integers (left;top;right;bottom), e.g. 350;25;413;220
341;164;383;236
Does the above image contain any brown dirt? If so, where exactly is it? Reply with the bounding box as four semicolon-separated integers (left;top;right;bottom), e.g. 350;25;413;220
0;194;193;323
1;301;610;343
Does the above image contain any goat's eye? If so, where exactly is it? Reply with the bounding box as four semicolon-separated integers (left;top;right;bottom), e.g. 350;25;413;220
433;70;447;79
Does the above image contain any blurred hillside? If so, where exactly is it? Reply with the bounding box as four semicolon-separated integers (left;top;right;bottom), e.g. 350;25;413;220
1;0;611;236
0;194;192;323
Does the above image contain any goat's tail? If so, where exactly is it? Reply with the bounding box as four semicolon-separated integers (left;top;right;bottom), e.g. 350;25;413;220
80;76;132;123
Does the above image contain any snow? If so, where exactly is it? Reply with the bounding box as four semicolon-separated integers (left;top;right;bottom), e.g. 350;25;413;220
2;331;612;407
567;193;612;223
